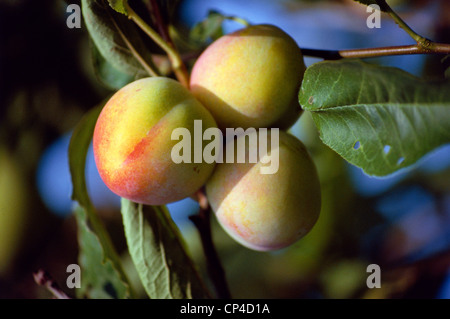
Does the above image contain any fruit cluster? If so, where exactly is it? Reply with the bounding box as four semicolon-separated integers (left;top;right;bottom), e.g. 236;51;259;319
93;24;321;251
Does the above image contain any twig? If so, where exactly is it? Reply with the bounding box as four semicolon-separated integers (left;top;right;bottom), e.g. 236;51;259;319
108;11;161;77
125;1;190;87
33;269;70;299
301;43;450;60
147;0;172;44
189;190;232;299
375;0;429;46
301;48;342;60
226;16;251;27
339;43;450;58
302;0;450;60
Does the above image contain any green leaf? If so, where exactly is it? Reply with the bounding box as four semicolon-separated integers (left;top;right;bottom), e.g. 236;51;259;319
353;0;387;12
91;42;134;90
74;206;132;299
81;0;157;78
189;11;226;45
69;106;102;208
107;0;128;15
299;60;450;177
121;198;210;299
69;106;133;299
189;10;250;47
108;0;182;22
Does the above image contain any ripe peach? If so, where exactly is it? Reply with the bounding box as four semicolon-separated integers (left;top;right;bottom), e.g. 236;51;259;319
206;130;321;251
190;24;306;130
93;77;217;205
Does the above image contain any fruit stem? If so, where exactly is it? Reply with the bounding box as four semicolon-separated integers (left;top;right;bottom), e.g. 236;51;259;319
189;190;232;299
125;2;190;87
227;16;251;27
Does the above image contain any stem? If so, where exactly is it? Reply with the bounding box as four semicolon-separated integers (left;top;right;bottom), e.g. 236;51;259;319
109;14;161;77
189;190;232;299
301;1;450;60
33;269;70;299
147;0;172;44
376;0;430;47
301;48;341;60
227;16;250;27
125;2;190;87
301;43;450;60
339;43;450;58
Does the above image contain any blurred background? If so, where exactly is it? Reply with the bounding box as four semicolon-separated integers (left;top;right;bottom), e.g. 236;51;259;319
0;0;449;299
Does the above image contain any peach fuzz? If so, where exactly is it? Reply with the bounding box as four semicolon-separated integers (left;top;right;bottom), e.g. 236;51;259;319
190;24;306;130
206;130;321;251
93;77;217;205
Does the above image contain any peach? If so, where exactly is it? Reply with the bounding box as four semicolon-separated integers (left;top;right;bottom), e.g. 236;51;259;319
93;77;217;205
206;130;321;251
190;24;306;130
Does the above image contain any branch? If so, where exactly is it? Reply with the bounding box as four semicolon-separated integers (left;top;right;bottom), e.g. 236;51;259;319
302;0;450;60
375;0;429;47
301;43;450;60
125;2;190;87
108;12;161;77
33;269;70;299
147;0;172;44
189;190;232;299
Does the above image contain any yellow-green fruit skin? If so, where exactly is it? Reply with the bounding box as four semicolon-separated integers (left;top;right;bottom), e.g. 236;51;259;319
190;24;306;130
206;131;321;251
93;77;217;205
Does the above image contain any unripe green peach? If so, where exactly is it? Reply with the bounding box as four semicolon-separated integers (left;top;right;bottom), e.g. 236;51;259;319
206;130;321;251
93;77;217;205
190;24;306;130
